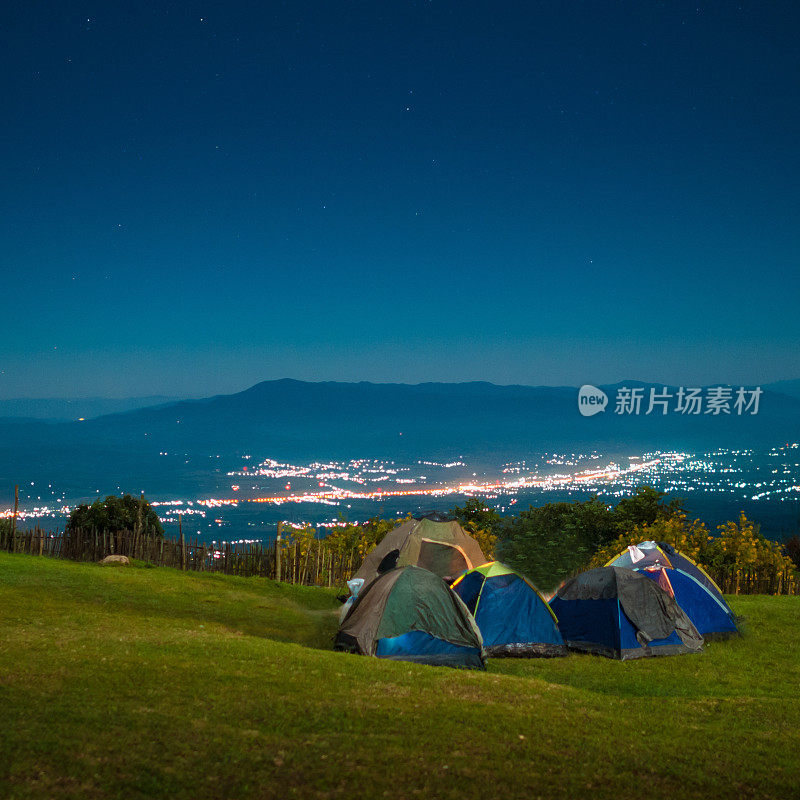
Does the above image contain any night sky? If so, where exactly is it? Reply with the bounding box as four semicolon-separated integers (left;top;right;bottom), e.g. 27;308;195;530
3;1;799;398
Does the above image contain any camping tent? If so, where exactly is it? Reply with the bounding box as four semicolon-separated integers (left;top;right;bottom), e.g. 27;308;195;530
335;565;486;669
549;566;704;660
636;565;738;638
451;562;567;656
605;540;737;630
352;514;487;586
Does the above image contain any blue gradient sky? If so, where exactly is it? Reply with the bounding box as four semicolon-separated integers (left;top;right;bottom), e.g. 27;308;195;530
2;1;799;397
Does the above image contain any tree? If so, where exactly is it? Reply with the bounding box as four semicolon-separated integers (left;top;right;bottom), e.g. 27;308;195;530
361;516;404;553
323;515;407;561
450;498;502;558
707;512;794;576
612;486;684;534
67;494;164;536
451;487;682;589
497;497;617;591
784;535;800;570
451;498;503;534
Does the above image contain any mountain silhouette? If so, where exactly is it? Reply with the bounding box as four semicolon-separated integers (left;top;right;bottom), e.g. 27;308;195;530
1;379;798;503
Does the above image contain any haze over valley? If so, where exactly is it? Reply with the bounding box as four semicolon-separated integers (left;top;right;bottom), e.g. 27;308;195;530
3;379;799;541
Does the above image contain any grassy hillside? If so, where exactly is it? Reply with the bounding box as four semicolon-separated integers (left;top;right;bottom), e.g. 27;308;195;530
1;554;799;799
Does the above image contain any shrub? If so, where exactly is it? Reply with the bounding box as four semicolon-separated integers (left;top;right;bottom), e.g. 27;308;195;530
67;494;164;536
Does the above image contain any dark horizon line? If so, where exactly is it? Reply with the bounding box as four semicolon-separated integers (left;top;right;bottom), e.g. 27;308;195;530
3;375;800;403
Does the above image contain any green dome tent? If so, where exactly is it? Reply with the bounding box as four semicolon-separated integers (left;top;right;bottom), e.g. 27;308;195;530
335;566;486;669
352;514;487;587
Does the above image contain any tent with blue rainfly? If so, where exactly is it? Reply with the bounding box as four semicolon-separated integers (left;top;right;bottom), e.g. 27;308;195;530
635;565;738;639
335;565;486;669
549;566;704;660
451;562;567;657
605;541;738;638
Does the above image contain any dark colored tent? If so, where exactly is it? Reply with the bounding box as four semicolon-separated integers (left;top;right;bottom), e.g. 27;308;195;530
549;566;704;660
451;562;566;657
335;566;485;669
605;540;733;613
352;515;487;586
637;565;738;639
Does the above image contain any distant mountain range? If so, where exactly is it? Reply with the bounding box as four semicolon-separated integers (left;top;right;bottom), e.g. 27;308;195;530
766;379;800;401
1;379;799;503
0;396;179;421
4;378;798;421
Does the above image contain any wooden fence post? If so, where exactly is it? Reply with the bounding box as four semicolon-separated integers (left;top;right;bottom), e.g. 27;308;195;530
275;522;282;582
178;515;186;571
9;484;19;553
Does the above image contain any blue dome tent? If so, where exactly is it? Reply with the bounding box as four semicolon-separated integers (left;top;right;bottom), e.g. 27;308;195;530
605;541;738;638
637;565;738;638
451;562;566;657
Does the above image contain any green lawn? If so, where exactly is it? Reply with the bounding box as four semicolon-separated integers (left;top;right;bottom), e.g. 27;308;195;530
1;553;799;799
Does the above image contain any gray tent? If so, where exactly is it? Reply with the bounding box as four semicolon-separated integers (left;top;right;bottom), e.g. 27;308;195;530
353;515;487;586
550;566;704;659
335;565;485;668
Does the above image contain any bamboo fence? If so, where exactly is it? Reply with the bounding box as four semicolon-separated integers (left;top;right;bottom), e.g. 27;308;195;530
0;524;361;587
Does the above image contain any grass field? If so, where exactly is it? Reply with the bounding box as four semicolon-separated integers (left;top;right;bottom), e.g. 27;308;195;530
1;553;799;799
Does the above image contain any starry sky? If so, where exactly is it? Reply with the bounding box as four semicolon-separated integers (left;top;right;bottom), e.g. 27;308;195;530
2;1;799;398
